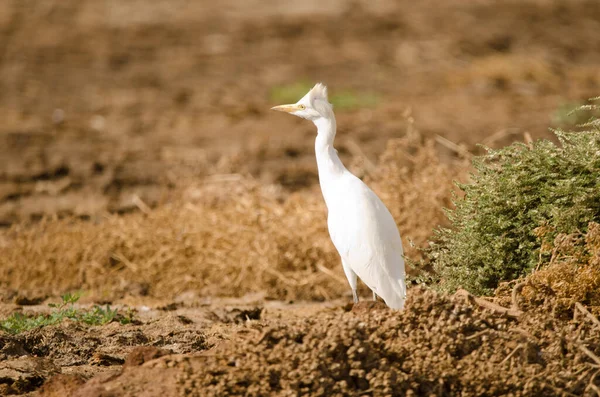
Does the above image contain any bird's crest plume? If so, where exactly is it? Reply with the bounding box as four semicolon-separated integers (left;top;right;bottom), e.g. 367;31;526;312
308;83;329;104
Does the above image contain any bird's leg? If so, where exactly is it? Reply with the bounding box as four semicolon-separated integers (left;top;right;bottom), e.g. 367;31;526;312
372;291;377;302
342;259;359;304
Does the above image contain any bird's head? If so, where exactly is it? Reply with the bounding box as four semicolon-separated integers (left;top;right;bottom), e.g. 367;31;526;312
271;83;333;122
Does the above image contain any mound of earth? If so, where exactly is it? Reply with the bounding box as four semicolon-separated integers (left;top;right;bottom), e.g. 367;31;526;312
0;289;593;396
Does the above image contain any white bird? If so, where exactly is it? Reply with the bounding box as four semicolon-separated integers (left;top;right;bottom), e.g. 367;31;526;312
272;83;406;310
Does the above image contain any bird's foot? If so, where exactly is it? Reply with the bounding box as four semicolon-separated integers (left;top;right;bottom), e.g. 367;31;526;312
352;289;359;304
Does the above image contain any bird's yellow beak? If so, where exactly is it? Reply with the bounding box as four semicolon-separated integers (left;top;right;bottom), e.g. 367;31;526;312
271;104;301;113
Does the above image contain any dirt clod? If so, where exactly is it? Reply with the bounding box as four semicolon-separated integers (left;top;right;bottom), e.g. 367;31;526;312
13;295;46;306
38;374;86;397
350;301;388;314
89;353;125;367
124;347;170;368
0;356;59;395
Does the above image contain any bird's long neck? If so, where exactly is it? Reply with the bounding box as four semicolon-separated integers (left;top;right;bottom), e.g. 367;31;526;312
314;115;347;208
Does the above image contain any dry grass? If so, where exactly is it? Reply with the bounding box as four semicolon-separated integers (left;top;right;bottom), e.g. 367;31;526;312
526;223;600;310
0;181;340;302
370;130;470;264
0;136;468;302
497;222;600;314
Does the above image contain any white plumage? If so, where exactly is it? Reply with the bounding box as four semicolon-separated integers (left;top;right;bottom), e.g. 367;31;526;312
272;83;406;310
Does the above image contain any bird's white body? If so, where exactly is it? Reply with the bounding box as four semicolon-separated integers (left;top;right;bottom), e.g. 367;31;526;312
272;83;406;310
325;176;406;309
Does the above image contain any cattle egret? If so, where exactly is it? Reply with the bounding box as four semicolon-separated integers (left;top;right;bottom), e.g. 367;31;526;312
272;83;406;310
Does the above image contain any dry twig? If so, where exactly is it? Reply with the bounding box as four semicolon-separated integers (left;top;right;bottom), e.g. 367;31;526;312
587;369;600;396
501;344;523;365
435;135;472;158
465;329;490;341
511;281;526;312
132;194;152;214
575;302;600;330
577;342;600;366
316;264;347;285
455;289;523;318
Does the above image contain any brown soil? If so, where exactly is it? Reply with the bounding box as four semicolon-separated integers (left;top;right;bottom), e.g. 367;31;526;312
2;0;599;225
1;0;600;395
2;291;600;396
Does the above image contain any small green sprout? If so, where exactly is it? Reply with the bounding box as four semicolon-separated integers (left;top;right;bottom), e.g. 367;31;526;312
0;292;134;334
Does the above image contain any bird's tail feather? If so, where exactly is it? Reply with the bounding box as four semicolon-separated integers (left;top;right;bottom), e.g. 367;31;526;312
377;262;406;310
381;278;406;310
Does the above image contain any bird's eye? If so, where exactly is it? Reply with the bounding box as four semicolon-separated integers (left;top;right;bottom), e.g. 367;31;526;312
298;104;306;110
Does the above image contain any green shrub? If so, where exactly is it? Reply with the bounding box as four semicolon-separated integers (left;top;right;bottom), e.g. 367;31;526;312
430;99;600;295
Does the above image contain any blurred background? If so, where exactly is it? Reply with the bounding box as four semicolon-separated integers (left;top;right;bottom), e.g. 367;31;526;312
0;0;599;225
